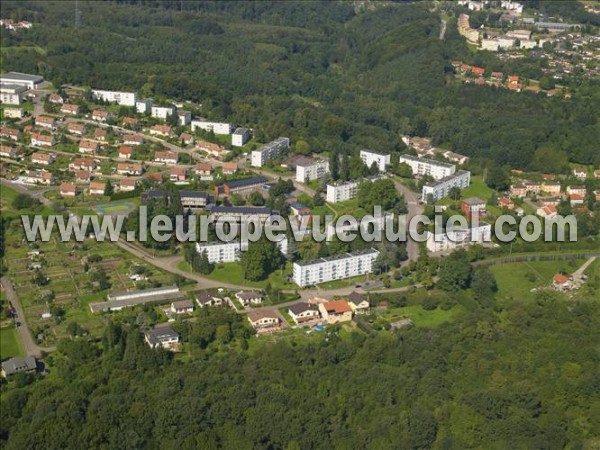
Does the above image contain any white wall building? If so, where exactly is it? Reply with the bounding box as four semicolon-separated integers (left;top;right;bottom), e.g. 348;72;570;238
178;110;191;126
151;106;176;120
292;249;379;288
0;84;26;105
251;137;290;167
191;120;233;135
360;149;390;173
136;98;154;114
326;180;360;203
296;159;329;183
107;285;180;302
399;154;456;180
422;170;471;202
481;38;500;51
0;72;43;90
426;224;492;253
92;90;137;106
196;241;241;263
232;127;251;147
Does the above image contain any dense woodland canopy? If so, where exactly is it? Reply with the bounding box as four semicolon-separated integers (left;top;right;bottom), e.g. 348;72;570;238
2;0;599;168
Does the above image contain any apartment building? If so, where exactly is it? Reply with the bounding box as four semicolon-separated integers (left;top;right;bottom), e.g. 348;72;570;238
232;127;251;146
251;137;290;167
196;241;241;263
151;106;176;120
326;179;360;203
360;149;390;172
179;191;213;211
92;90;137;106
296;158;330;183
135;98;154;114
191;120;233;135
399;154;456;180
292;248;379;288
426;224;492;253
0;84;26;105
215;176;267;198
422;170;471;202
206;205;273;224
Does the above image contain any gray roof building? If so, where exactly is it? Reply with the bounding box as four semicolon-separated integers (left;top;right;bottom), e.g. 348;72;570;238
1;356;37;377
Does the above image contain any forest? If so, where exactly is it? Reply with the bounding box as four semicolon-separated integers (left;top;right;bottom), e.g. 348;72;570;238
1;0;599;168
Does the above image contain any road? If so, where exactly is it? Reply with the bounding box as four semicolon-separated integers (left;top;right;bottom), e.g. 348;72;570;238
394;179;424;262
1;178;55;204
440;18;447;40
572;256;597;280
1;276;56;357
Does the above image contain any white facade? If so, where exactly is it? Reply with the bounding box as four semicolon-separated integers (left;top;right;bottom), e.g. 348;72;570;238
498;36;516;49
426;224;492;253
92;90;137;106
191;120;233;135
251;137;290;167
107;285;180;301
136;98;154;114
151;106;176;120
0;72;43;90
293;249;379;288
196;241;241;263
178;110;191;126
231;127;251;146
296;159;329;183
422;170;471;202
360;149;390;172
326;180;360;203
0;84;25;105
399;154;456;180
481;38;500;51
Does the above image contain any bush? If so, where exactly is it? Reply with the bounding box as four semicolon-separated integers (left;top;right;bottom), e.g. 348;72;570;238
422;297;438;311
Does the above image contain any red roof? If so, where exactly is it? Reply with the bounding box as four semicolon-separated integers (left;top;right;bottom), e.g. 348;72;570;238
324;300;352;314
553;273;570;284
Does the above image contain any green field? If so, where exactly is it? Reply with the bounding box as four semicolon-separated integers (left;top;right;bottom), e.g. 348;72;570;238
0;327;24;360
382;304;465;328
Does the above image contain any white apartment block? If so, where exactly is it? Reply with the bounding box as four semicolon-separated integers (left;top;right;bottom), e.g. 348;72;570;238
178;110;191;126
191;120;233;135
426;224;492;253
92;90;137;106
399;154;456;180
422;170;471;202
196;241;241;263
136;98;154;114
0;84;26;105
481;38;500;51
292;249;379;288
232;127;251;147
326;180;360;203
360;149;390;173
251;137;290;167
151;106;176;120
296;159;329;182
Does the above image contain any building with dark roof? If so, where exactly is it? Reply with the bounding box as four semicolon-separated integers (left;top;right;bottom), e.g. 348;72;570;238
144;325;180;350
1;356;37;377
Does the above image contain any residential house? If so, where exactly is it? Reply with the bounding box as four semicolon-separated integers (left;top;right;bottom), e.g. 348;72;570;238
94;128;108;142
594;190;600;202
119;178;139;192
318;300;353;324
194;163;213;180
35;115;56;129
552;273;573;291
144;325;179;351
594;170;600;180
60;182;77;198
573;168;587;179
347;292;370;314
196;140;229;158
0;126;22;141
66;122;86;135
25;170;54;185
288;302;321;325
122;117;139;128
541;182;561;196
123;134;144;145
169;166;188;182
510;184;527;198
180;132;194;145
247;310;281;331
149;124;173;137
471;66;485;77
70;157;97;172
498;196;515;209
89;181;106;195
536;205;557;220
75;170;91;183
567;186;587;197
154;150;178;165
524;181;541;195
91;110;111;122
31;151;54;166
0;145;23;159
195;291;223;308
170;300;194;315
1;356;36;378
235;291;263;306
118;146;133;159
31;133;55;147
117;162;144;176
490;71;504;81
60;103;80;115
48;93;64;104
222;162;237;175
79;139;99;154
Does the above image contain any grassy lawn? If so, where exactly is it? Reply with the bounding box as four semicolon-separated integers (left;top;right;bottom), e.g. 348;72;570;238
179;261;296;290
461;175;494;200
382;304;465;328
490;259;585;300
317;274;370;290
0;327;24;360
